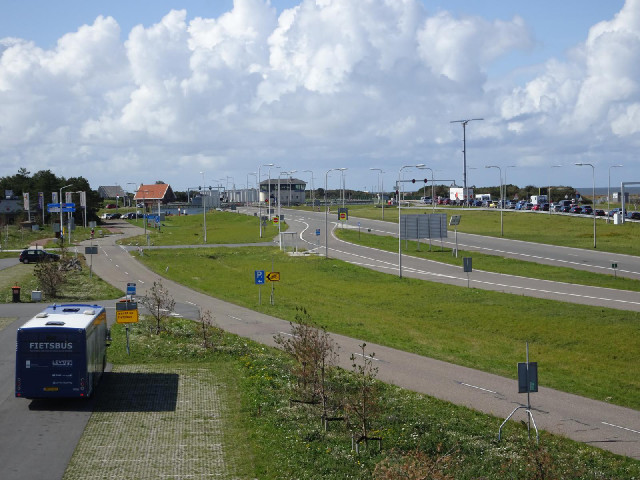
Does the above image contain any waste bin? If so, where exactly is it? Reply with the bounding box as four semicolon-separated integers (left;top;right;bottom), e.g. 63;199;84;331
12;286;21;303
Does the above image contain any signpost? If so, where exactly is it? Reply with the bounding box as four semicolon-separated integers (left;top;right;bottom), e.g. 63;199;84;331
84;246;98;279
463;257;472;287
255;270;265;304
499;342;539;444
116;300;139;356
449;214;461;257
612;262;618;278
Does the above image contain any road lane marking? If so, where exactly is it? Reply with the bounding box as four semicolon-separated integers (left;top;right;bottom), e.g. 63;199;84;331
602;422;640;435
459;382;499;395
352;352;381;362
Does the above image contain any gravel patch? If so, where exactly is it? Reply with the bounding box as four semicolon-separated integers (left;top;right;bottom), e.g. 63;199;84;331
64;364;242;479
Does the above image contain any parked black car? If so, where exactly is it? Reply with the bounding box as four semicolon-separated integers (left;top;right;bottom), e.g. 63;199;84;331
19;249;60;264
582;205;593;215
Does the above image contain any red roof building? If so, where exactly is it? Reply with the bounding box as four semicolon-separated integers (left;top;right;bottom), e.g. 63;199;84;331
133;184;176;208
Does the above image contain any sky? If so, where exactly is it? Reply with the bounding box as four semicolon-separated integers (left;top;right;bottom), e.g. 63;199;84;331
0;0;637;194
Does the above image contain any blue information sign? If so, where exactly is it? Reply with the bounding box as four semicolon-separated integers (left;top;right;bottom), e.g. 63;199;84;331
126;283;136;296
315;228;320;236
255;270;265;285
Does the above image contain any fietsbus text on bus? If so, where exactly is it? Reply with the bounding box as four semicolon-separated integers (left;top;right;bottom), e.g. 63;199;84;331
15;304;108;398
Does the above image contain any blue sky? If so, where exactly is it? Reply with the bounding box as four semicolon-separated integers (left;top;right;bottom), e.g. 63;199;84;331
0;0;636;192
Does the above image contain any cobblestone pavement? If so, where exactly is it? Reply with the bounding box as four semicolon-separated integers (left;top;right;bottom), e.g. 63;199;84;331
64;364;242;479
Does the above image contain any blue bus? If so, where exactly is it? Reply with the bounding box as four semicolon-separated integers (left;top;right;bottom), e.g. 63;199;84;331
15;304;108;398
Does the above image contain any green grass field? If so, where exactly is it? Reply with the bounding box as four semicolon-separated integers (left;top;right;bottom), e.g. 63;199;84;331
63;317;639;479
119;210;283;246
136;246;640;410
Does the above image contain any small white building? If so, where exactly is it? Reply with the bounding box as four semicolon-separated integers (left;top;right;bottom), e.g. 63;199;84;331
259;178;307;206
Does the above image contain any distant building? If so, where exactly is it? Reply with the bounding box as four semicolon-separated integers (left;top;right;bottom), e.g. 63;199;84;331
133;184;176;209
259;177;307;206
612;192;629;202
98;186;125;199
0;198;22;226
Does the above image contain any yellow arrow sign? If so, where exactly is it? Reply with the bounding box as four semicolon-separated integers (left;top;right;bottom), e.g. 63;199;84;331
266;271;280;282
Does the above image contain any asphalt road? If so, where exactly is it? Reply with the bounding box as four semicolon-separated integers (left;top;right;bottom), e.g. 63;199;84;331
273;207;640;312
81;217;639;460
0;303;109;480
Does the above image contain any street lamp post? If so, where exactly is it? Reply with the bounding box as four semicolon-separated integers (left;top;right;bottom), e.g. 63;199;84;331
59;184;72;245
504;165;516;206
303;170;314;208
370;168;384;219
549;165;562;215
451;118;483;207
418;166;435;212
258;164;274;238
398;164;425;278
485;165;503;236
575;162;597;248
608;164;623;219
339;168;347;208
325;168;344;258
200;172;207;244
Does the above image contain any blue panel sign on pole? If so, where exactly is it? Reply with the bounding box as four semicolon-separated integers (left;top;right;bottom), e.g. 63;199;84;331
255;270;265;285
315;228;320;236
126;282;136;296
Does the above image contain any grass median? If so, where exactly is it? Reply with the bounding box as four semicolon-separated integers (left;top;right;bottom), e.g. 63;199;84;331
330;205;640;256
136;246;640;410
335;227;640;291
119;210;283;246
63;317;640;479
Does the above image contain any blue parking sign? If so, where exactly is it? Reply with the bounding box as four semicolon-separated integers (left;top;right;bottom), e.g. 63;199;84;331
255;270;265;285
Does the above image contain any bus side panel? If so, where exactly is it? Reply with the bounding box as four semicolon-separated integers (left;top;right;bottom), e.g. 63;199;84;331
85;311;108;396
15;328;88;398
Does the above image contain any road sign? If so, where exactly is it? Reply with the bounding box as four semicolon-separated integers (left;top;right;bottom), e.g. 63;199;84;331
266;271;280;282
518;362;538;393
273;216;279;224
449;215;461;226
463;257;472;272
255;270;265;285
315;228;320;236
84;246;98;255
612;263;618;269
115;300;139;324
126;282;136;296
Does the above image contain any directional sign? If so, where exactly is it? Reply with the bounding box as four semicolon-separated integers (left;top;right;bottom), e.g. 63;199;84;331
115;300;139;324
255;270;265;285
266;271;280;282
126;282;136;296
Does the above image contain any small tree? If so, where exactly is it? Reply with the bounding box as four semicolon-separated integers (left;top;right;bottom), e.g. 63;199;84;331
274;307;338;415
34;260;66;298
199;309;223;349
345;343;381;451
140;280;175;334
